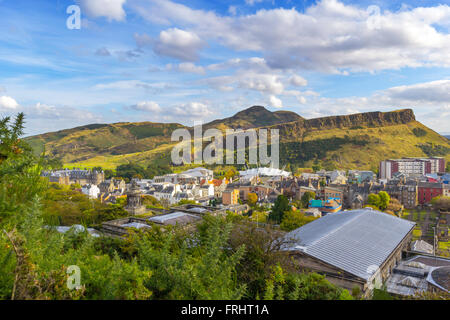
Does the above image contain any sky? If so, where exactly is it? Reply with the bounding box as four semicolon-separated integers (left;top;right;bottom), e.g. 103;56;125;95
0;0;449;136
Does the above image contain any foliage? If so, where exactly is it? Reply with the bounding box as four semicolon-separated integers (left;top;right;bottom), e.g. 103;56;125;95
280;211;317;232
412;128;427;137
301;191;316;208
142;195;162;208
247;193;258;207
228;221;295;299
280;136;370;167
224;167;238;180
378;191;390;211
137;215;246;299
367;193;381;208
367;191;390;211
372;288;395;300
431;196;450;211
268;195;290;224
263;266;353;300
387;198;402;213
42;183;128;227
417;143;450;157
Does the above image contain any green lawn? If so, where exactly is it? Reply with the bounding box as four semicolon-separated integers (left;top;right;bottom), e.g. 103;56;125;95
413;227;422;239
438;241;450;251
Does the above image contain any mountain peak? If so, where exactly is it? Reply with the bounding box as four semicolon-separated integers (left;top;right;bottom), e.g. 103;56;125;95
204;105;303;130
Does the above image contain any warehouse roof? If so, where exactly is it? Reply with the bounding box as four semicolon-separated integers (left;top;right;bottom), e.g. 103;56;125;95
283;209;416;280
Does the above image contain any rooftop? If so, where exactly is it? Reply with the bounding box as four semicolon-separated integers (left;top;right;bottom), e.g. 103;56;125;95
148;211;201;226
283;209;416;280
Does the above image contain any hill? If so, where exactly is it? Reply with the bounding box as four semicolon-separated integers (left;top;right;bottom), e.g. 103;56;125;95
204;105;303;130
25;107;450;171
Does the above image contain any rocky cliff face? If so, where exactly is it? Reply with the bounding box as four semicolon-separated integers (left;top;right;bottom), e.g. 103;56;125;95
270;109;416;136
303;109;416;130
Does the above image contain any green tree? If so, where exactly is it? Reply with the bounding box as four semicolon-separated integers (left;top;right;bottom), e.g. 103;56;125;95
268;195;290;224
116;163;147;180
263;266;353;300
224;167;238;180
431;196;450;211
280;211;317;232
367;193;381;209
301;191;316;208
378;191;390;211
247;193;258;207
138;215;246;299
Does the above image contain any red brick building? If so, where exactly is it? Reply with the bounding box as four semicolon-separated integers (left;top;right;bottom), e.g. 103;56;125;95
418;182;444;204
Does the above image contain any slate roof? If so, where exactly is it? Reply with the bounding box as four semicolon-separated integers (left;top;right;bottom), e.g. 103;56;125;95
283;209;416;280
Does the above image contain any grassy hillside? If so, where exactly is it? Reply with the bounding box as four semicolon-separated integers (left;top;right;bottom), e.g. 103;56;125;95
204;105;303;130
278;121;450;171
25;107;450;171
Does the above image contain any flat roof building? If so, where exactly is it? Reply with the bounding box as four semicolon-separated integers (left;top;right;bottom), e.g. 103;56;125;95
283;208;416;297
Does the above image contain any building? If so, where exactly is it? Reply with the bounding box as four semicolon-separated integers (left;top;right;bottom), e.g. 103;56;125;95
239;167;291;180
99;178;126;194
411;240;434;255
222;189;239;205
348;170;376;184
321;186;343;201
238;185;274;202
418;182;445;204
385;255;450;297
379;157;446;179
42;168;105;186
283;209;416;297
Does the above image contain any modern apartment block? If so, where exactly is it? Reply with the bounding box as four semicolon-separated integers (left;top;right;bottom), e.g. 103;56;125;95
379;157;446;179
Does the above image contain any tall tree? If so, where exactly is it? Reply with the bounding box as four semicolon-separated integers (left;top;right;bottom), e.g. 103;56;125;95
269;195;290;224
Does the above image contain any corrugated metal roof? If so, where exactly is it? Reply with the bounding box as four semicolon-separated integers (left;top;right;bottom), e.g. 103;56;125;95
284;209;415;280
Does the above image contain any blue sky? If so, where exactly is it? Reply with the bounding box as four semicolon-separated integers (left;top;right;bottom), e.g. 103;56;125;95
0;0;449;136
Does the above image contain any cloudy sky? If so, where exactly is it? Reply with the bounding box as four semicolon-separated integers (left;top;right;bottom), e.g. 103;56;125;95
0;0;449;136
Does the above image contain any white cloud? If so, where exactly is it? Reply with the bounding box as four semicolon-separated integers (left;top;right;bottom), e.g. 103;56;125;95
94;80;169;92
228;6;237;16
383;80;450;103
289;75;308;87
172;102;213;118
131;0;450;73
295;79;450;132
130;101;162;112
0;96;19;110
239;74;284;95
154;28;205;61
76;0;127;22
166;62;205;74
127;101;215;122
245;0;264;6
269;95;283;108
